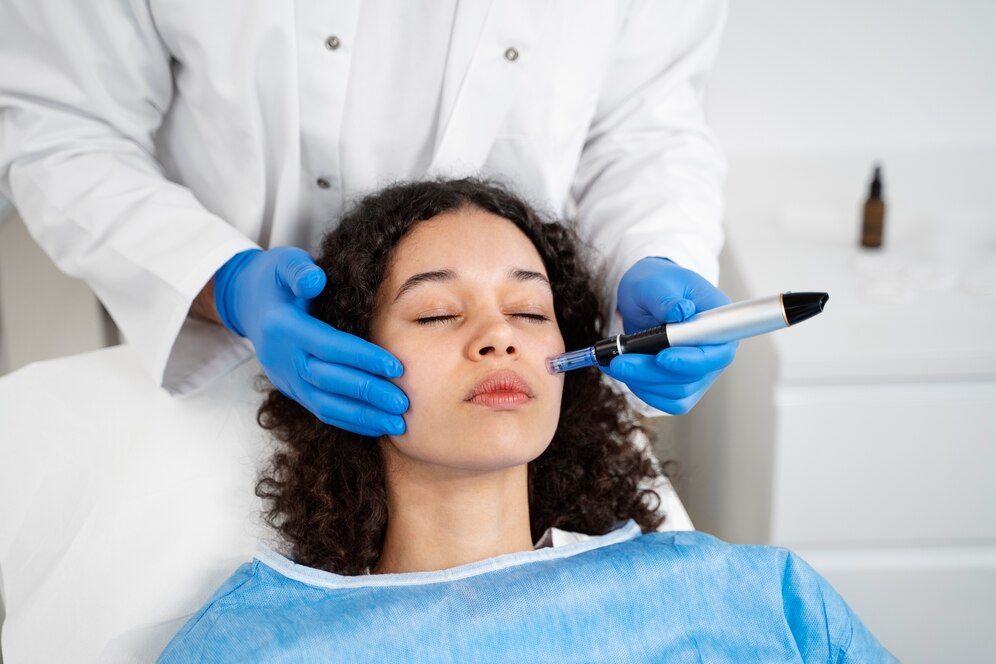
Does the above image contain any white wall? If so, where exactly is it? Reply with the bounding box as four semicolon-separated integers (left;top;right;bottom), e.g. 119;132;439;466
703;1;996;258
708;0;996;156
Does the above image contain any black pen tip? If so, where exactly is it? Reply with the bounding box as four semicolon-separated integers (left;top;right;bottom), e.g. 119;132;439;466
782;292;829;326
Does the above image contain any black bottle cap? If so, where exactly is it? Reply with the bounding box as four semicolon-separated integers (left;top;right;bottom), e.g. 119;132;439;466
869;164;883;198
782;292;829;326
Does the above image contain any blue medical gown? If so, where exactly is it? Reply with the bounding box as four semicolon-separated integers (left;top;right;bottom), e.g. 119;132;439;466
159;521;896;663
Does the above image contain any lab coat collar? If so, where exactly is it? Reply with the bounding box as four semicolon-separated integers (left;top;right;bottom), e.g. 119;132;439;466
428;0;551;176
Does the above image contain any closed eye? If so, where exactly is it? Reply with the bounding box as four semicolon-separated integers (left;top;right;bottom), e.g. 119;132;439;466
415;313;550;326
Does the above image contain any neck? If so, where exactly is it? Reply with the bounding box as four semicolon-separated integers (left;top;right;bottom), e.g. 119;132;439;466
374;445;534;574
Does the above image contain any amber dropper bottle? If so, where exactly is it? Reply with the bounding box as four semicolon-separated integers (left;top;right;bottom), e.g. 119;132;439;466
861;164;885;248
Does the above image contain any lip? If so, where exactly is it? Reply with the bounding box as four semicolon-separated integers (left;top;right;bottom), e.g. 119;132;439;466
464;369;535;410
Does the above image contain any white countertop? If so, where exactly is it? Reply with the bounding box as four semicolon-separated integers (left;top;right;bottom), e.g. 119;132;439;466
723;149;996;384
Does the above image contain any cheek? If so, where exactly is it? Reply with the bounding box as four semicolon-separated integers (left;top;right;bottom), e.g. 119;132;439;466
538;329;566;383
391;348;437;401
398;361;438;402
549;333;566;356
371;318;427;374
383;334;450;416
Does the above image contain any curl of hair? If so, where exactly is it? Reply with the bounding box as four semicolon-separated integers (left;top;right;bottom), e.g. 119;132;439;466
255;178;666;574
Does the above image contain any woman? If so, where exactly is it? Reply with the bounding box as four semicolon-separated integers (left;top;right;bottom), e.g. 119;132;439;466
159;179;895;662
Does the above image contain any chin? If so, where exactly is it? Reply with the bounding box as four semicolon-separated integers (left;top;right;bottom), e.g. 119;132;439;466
461;420;553;465
395;426;552;473
450;445;545;473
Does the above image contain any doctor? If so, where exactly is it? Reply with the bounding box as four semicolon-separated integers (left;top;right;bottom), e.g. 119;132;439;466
0;0;735;437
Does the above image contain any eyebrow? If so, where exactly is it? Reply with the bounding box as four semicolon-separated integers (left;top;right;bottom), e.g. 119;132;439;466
392;268;551;302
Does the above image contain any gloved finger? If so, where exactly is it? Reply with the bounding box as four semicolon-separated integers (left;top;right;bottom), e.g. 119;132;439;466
320;415;385;439
302;357;409;415
287;309;404;378
303;387;407;436
689;288;731;312
603;354;705;385
603;354;676;384
633;279;697;324
628;383;707;416
680;273;732;312
614;368;722;401
602;355;720;395
655;343;737;377
273;247;327;299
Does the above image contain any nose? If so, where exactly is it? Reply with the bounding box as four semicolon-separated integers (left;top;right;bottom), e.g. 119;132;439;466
468;314;519;361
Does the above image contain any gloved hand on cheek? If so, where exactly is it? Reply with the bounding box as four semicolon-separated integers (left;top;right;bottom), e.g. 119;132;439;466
214;247;409;436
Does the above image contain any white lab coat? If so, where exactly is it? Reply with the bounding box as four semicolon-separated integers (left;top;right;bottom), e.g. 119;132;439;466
0;0;727;408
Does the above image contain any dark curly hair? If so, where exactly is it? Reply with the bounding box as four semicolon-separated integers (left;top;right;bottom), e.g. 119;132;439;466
255;177;667;575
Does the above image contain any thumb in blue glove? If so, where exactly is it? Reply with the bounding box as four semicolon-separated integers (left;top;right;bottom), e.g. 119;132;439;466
214;247;409;437
600;256;738;415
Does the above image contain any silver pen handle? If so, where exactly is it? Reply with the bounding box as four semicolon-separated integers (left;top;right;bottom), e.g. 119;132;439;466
664;294;787;346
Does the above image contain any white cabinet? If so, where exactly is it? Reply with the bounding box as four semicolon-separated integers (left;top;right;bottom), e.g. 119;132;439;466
663;152;996;663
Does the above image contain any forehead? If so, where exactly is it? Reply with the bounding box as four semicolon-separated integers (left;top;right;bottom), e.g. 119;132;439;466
386;207;548;283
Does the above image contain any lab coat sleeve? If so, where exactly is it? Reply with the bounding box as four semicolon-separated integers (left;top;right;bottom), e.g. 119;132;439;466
0;1;259;394
571;0;728;418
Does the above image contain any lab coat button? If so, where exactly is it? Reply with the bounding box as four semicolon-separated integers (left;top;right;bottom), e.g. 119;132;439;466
504;47;519;62
316;178;332;189
325;35;341;51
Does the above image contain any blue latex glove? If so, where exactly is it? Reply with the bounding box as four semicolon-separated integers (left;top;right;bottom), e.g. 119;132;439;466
214;247;408;437
599;256;738;415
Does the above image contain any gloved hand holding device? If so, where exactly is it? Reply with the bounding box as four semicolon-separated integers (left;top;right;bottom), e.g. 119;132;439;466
213;247;409;437
601;256;738;415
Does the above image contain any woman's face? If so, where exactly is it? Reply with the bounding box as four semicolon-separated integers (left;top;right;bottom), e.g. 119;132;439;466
369;206;566;472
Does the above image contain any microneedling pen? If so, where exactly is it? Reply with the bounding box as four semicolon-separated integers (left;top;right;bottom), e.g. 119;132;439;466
546;292;829;374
